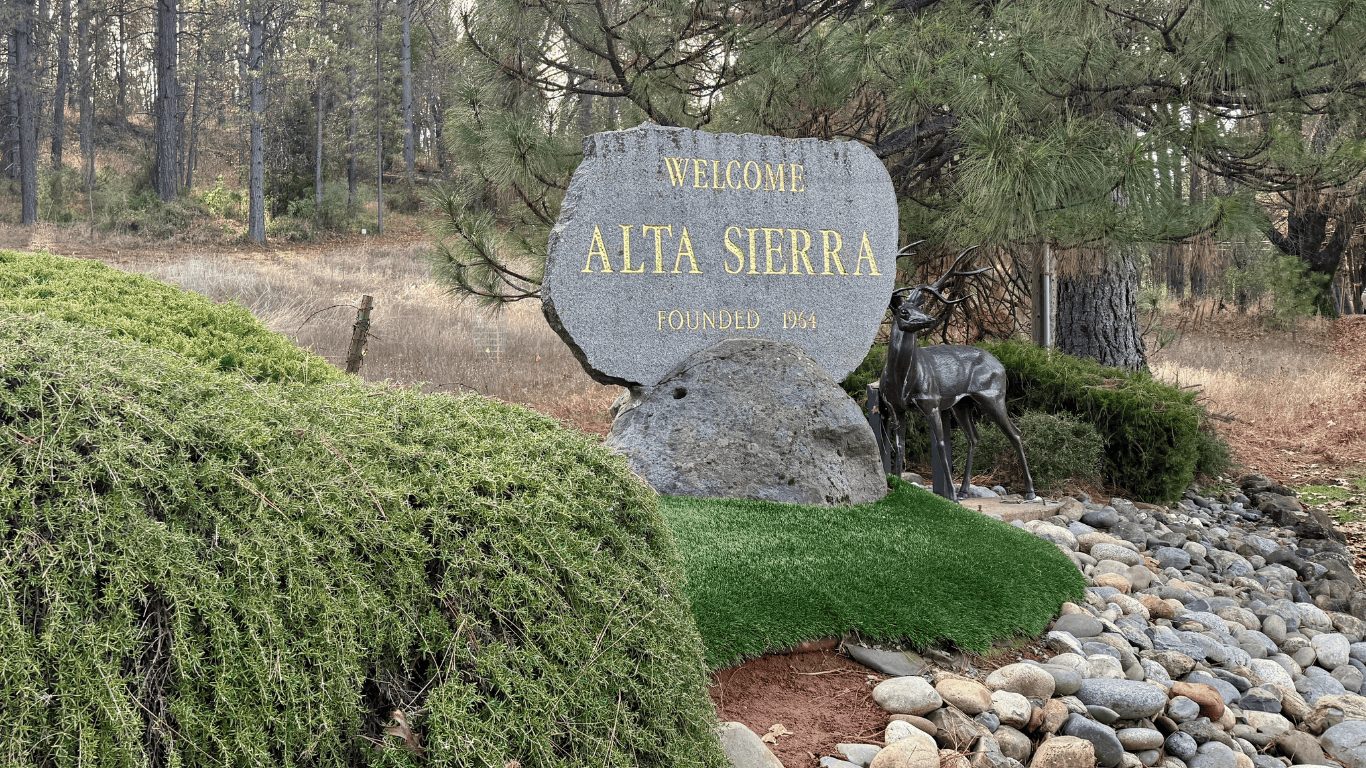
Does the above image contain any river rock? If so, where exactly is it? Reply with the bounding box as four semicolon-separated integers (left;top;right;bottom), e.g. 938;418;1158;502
987;663;1058;700
870;732;940;768
1075;679;1168;720
1320;720;1366;768
607;339;886;505
938;678;994;715
1029;736;1095;768
717;722;785;768
1062;714;1124;768
874;677;944;716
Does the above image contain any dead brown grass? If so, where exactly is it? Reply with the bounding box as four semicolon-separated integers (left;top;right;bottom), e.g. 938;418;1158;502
47;235;616;434
1150;311;1366;484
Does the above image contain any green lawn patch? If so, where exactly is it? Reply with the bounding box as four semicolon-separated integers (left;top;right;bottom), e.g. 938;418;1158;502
1;310;723;767
660;481;1086;669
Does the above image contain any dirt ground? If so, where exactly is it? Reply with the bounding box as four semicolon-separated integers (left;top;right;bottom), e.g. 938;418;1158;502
710;650;888;766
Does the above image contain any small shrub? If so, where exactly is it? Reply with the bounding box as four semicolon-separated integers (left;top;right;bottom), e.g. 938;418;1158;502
285;181;360;232
966;411;1104;495
265;213;315;242
841;343;887;402
387;180;425;213
196;175;246;221
1194;425;1233;479
1224;248;1330;326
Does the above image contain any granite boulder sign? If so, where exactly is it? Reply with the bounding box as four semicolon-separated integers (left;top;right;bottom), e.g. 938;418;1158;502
543;124;898;388
544;125;898;505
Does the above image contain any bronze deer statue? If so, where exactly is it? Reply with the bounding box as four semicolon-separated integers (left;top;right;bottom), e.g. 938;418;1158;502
878;247;1036;501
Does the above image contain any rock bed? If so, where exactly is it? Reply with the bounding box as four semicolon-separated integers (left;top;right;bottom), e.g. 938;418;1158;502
812;474;1366;768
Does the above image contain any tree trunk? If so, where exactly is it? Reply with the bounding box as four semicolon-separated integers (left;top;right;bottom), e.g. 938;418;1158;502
115;3;127;120
15;5;38;224
313;0;326;218
399;0;413;179
5;27;17;181
76;0;93;188
373;0;383;234
346;65;357;209
428;93;444;170
153;0;179;200
182;0;204;190
50;0;71;169
246;5;265;243
1057;249;1148;371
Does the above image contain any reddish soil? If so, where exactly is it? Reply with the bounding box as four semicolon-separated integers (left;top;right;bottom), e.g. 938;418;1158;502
710;650;889;768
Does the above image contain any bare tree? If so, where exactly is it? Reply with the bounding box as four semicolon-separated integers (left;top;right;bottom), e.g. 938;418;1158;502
50;0;70;169
153;0;179;199
399;0;412;179
12;0;37;223
246;0;265;242
75;0;93;188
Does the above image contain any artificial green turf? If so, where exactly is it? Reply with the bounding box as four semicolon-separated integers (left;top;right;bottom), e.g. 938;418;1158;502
661;480;1086;669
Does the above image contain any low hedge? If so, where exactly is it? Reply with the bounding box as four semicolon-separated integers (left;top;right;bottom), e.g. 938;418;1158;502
845;341;1226;503
0;250;340;385
0;311;723;767
982;340;1205;503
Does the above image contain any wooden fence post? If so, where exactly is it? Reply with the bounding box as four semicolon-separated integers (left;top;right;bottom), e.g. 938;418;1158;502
345;294;374;374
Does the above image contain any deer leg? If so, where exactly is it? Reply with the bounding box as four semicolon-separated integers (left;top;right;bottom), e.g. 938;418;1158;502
973;394;1036;500
920;404;955;500
888;411;905;477
955;403;977;498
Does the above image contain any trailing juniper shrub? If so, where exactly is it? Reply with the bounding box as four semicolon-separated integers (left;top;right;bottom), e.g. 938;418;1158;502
0;309;722;766
965;411;1104;495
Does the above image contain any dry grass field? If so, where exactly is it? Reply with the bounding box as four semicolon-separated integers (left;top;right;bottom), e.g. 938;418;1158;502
5;223;1362;486
1149;311;1366;486
0;225;617;434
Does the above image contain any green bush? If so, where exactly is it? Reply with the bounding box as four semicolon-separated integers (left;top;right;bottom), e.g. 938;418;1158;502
983;340;1207;502
196;175;247;221
285;181;360;232
0;311;723;767
967;411;1104;495
0;251;340;385
848;340;1226;501
841;342;886;402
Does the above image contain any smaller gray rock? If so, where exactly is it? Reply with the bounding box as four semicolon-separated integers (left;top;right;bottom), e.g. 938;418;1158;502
1167;696;1201;722
821;759;862;768
1312;633;1351;670
1083;508;1120;529
1117;728;1166;751
986;663;1056;699
1063;714;1124;768
1087;705;1121;724
873;677;943;716
1055;614;1105;639
847;645;928;677
1188;741;1239;768
1166;732;1198;761
717;722;785;768
1321;720;1366;768
1154;547;1193;570
1041;665;1084;696
1075;679;1168;720
836;743;883;767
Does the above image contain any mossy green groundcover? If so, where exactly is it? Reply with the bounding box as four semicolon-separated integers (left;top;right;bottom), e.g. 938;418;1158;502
0;250;340;384
0;305;722;765
661;481;1086;669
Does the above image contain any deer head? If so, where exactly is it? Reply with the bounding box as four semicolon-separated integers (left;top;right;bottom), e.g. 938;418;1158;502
888;246;989;335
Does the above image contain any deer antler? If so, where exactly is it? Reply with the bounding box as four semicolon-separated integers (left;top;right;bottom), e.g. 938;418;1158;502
927;246;991;294
895;240;926;260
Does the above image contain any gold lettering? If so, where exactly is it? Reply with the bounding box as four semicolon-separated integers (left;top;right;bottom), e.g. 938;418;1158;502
748;310;761;329
710;160;723;190
668;310;684;330
692;158;708;189
674;227;702;274
790;229;815;275
854;232;881;276
619;225;644;274
719;311;732;330
702;310;717;330
657;310;667;330
762;227;787;275
764;163;786;192
726;160;741;189
743;161;762;190
723;226;746;274
747;227;760;274
790;163;806;193
662;157;687;187
583;225;612;273
641;224;673;273
821;229;847;275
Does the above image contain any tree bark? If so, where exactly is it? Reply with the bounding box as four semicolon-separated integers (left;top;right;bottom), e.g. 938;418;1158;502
5;26;17;181
246;4;265;243
50;0;71;169
15;3;38;223
114;2;127;120
182;0;204;190
1057;249;1148;371
346;64;356;208
313;0;327;217
399;0;413;179
153;0;179;200
76;0;93;188
373;0;383;234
